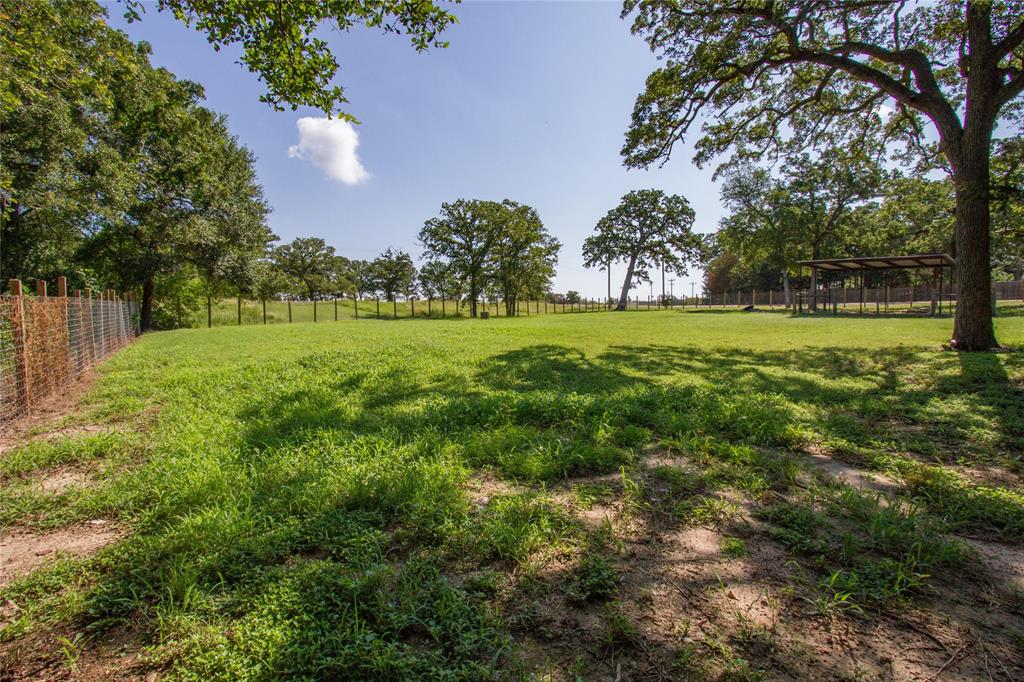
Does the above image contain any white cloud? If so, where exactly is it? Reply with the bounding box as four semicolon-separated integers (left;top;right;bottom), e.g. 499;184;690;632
288;117;370;185
876;103;895;119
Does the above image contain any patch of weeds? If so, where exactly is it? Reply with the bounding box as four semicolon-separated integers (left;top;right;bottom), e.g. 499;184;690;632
569;482;614;510
472;493;575;563
564;552;619;605
703;633;765;681
464;426;634;482
671;641;709;680
651;464;715;497
757;500;832;559
612;424;651;448
677;495;740;528
620;465;646;515
602;600;640;648
0;431;139;478
721;536;747;558
806;571;865;616
898;461;1024;540
172;558;510;679
463;570;502;599
57;632;86;672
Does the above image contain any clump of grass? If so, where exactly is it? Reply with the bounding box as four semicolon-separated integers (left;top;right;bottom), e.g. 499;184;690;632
721;536;747;558
569;482;614;509
564;552;619;604
602;600;640;647
472;493;575;563
676;495;740;528
171;558;510;679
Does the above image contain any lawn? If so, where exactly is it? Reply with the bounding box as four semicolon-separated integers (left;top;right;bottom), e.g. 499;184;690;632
2;308;1023;680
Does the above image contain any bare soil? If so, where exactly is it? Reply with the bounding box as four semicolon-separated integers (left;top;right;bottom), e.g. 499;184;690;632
506;453;1024;681
0;522;121;590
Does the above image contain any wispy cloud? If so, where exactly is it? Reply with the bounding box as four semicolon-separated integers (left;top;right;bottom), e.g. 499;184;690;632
288;117;370;185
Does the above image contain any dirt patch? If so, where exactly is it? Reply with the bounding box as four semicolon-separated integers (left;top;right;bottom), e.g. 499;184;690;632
0;371;100;451
0;621;153;681
964;537;1024;594
37;469;92;495
509;462;1024;681
0;522;122;589
802;445;900;494
464;472;522;508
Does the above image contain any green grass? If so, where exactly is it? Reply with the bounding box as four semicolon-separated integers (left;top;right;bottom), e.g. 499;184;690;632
2;306;1022;678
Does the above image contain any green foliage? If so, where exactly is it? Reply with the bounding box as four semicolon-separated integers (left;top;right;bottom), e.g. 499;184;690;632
271;237;337;299
369;247;417;302
621;1;1024;348
472;494;574;563
123;0;458;117
419;199;560;317
582;189;700;309
565;552;619;604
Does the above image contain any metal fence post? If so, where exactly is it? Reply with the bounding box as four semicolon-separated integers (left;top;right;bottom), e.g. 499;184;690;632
7;280;30;412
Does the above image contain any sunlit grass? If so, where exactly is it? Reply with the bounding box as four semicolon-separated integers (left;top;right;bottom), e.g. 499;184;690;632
1;306;1021;677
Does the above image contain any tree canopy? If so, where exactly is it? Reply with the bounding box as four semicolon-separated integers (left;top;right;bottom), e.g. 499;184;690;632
121;0;458;118
582;189;700;310
622;0;1024;349
419;199;559;317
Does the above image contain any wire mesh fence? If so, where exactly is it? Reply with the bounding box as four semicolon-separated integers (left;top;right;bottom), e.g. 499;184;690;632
1;278;137;426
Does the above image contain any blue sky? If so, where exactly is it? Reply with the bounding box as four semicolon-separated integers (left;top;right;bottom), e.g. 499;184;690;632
105;1;722;299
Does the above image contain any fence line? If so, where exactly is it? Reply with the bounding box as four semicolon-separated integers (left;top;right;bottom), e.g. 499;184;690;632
198;279;1023;327
1;277;138;425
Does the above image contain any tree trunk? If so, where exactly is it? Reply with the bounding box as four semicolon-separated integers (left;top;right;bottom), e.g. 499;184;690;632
140;275;156;331
616;254;638;311
469;276;478;318
782;269;791;308
951;153;997;349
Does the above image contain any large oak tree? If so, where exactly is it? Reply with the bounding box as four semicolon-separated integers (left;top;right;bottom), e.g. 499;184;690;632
583;189;701;311
622;0;1024;349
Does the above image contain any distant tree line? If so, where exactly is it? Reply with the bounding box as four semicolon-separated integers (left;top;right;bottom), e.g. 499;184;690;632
1;1;561;329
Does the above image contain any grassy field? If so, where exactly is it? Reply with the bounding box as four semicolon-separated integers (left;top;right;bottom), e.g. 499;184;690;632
1;307;1023;680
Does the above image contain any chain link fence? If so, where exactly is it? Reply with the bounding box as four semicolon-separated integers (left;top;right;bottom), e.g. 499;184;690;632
1;278;137;425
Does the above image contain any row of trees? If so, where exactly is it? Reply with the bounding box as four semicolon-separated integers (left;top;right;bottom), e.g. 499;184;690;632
2;3;564;328
702;139;1023;304
257;200;561;320
2;1;274;330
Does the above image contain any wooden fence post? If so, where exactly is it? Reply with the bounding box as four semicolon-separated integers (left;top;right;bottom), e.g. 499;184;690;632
335;297;338;321
313;298;318;323
262;299;267;324
238;295;242;325
288;298;292;323
411;297;415;317
354;296;359;320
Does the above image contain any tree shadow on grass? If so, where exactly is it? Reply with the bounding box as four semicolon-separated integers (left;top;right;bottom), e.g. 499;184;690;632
17;341;1022;679
597;343;1023;467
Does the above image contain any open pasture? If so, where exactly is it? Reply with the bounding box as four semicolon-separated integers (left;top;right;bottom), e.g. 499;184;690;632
2;308;1023;680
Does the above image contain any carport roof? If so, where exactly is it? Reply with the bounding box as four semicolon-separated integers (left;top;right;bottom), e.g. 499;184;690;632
796;253;955;271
